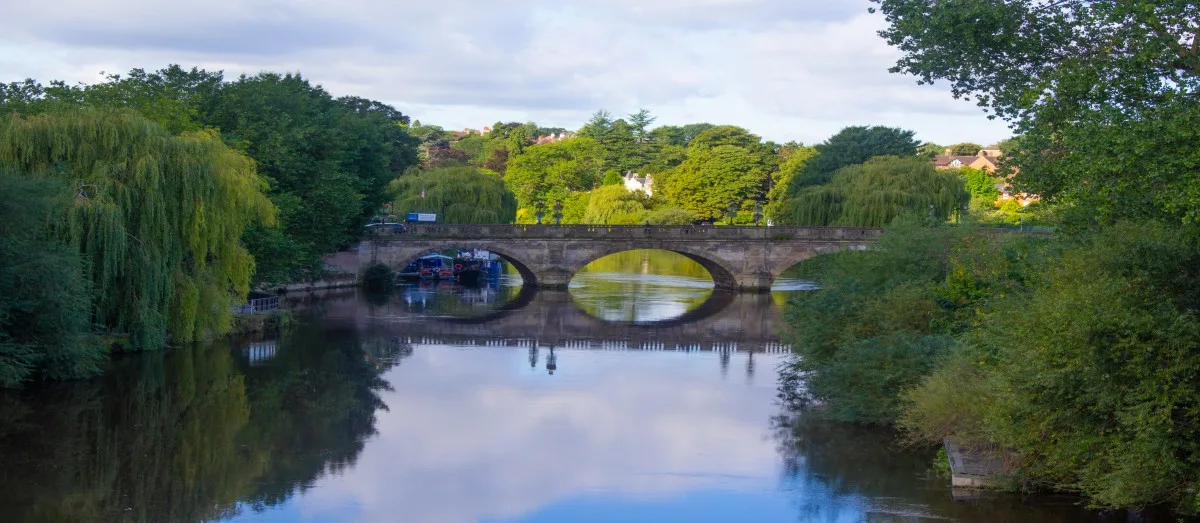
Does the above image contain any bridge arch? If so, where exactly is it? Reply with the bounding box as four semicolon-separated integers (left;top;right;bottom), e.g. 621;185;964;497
566;246;740;290
380;242;541;287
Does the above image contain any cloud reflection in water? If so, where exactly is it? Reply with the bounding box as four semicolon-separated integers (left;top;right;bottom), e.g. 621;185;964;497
265;346;786;523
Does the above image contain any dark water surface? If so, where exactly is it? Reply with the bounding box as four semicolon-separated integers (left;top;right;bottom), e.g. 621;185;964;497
0;251;1156;522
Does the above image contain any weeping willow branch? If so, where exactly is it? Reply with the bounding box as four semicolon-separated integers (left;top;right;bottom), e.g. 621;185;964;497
778;156;969;227
0;109;276;349
388;166;517;224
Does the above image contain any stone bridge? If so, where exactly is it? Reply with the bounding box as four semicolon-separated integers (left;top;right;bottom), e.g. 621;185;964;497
358;225;881;291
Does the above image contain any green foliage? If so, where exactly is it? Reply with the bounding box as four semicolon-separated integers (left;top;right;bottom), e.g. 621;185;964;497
643;144;687;174
687;125;764;152
0;171;99;386
965;223;1200;511
767;143;817;219
947;142;982;156
504;137;605;208
451;134;487;161
560;191;591;224
955;166;998;200
784;224;1046;425
204;72;417;282
390;166;517;224
2;66;420;285
789;125;920;189
916;141;944;159
872;0;1200;223
361;263;396;292
657;145;771;221
584;185;649;224
648;123;717;147
643;206;696;225
601;169;623;185
778;156;968;226
0;109;275;350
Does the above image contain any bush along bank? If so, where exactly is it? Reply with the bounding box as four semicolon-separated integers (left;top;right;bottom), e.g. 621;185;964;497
781;220;1200;515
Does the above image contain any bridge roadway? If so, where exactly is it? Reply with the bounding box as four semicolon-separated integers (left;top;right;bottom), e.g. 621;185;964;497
358;224;880;291
307;289;793;353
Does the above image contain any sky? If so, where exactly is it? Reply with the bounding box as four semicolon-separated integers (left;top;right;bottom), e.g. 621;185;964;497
0;0;1013;146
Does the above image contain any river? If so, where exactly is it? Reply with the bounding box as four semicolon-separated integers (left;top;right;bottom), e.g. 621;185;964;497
0;250;1154;522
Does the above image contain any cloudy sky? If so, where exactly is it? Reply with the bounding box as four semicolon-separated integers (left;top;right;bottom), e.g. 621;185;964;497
0;0;1012;145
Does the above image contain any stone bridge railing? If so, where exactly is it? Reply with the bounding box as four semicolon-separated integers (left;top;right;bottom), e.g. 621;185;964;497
366;224;883;242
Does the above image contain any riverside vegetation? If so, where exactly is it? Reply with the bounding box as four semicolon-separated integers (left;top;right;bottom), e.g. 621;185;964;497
778;0;1200;516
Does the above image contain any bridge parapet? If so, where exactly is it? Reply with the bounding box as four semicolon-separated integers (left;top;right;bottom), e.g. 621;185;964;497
367;224;882;242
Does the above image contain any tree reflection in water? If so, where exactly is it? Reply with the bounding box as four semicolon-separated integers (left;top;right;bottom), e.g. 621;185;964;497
0;318;405;523
772;361;1152;523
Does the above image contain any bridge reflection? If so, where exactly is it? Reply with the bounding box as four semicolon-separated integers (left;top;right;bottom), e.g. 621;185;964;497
310;288;791;353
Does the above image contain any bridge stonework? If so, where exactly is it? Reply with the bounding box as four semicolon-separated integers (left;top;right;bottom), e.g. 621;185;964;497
357;225;881;291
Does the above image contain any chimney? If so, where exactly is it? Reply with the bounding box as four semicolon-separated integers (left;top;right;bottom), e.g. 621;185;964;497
943;148;953;157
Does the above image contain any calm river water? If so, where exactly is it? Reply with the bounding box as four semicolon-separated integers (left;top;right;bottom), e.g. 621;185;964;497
0;251;1156;522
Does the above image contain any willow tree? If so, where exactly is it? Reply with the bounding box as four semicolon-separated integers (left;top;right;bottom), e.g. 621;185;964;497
0;170;99;385
0;109;275;349
389;166;517;224
779;156;968;227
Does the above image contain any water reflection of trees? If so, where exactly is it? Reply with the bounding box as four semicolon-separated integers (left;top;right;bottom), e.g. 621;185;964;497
571;250;714;323
0;320;404;522
771;365;1126;523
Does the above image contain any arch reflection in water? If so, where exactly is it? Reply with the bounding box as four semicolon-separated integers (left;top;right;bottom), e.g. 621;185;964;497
355;289;786;353
569;249;716;323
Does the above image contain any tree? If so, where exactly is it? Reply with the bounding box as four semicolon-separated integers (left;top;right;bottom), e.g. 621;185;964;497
902;222;1200;513
649;123;717;146
0;171;99;385
577;109;614;139
204;72;416;282
0;109;275;349
0;66;224;134
916;141;944;159
643;144;688;174
583;185;648;224
504;137;605;208
767;143;818;219
643;206;696;225
955;166;999;201
657;145;772;221
687;125;763;152
871;0;1200;222
601;169;623;185
788;125;920;189
628;109;656;143
389;166;517;224
778;156;968;227
947;142;982;156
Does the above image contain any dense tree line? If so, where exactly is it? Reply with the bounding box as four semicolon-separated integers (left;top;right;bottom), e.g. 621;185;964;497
779;0;1200;515
0;66;419;384
1;66;419;285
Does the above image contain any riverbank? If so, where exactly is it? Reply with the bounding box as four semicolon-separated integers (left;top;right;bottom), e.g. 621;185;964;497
780;222;1200;517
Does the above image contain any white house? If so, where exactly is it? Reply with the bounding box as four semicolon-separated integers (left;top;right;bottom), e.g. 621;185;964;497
623;171;653;196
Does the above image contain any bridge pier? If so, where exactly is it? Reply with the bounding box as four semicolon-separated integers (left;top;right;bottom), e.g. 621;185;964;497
531;268;573;290
734;271;775;292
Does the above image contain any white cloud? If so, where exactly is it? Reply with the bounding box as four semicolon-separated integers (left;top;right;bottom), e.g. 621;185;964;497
0;0;1011;145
